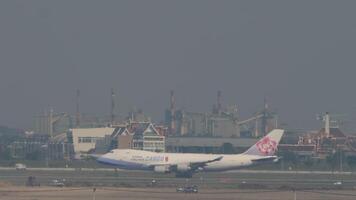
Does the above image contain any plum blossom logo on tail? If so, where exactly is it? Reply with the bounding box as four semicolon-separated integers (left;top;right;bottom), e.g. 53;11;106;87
256;137;277;155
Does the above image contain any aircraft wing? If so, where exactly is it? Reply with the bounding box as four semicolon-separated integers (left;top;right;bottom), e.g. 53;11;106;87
149;156;223;172
190;156;223;170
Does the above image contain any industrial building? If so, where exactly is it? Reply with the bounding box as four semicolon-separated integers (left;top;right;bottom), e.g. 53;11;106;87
165;137;258;153
11;141;74;161
7;133;74;161
165;91;240;137
33;109;71;137
165;90;277;138
68;127;115;157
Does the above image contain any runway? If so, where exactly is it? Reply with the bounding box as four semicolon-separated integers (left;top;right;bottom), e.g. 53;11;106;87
1;187;356;200
0;168;355;189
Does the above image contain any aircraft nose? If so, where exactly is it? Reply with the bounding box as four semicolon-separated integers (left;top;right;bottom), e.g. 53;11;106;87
97;155;104;162
97;153;109;163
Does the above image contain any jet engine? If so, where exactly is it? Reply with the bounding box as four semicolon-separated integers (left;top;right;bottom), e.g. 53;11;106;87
176;164;191;172
154;165;170;173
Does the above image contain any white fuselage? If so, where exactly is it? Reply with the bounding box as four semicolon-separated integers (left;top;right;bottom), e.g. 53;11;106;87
97;149;267;172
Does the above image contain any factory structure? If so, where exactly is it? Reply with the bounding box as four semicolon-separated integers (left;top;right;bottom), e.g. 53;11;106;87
162;90;278;153
33;109;71;138
165;90;278;138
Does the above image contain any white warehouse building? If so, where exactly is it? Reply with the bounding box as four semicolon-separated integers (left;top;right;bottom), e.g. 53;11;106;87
70;127;115;157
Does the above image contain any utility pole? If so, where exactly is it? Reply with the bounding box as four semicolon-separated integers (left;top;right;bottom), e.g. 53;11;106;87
76;89;80;128
92;187;96;200
339;148;343;172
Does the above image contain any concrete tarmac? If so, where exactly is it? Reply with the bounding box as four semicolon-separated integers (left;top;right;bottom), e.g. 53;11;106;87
1;168;356;199
0;168;356;190
1;187;356;200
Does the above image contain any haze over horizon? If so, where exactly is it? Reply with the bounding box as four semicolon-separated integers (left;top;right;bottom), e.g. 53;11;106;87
1;1;356;131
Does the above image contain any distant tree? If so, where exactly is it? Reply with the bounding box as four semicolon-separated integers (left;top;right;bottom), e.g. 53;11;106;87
0;126;24;135
347;156;356;172
279;151;297;166
303;157;314;170
326;152;338;172
25;150;41;161
0;147;13;160
0;126;25;150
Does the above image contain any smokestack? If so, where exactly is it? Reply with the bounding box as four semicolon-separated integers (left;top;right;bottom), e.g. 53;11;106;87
325;112;330;137
76;89;80;128
264;96;269;110
49;107;53;138
170;90;176;134
217;90;222;115
111;88;116;126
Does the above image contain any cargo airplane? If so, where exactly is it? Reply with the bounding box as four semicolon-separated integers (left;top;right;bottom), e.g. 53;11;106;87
97;129;284;177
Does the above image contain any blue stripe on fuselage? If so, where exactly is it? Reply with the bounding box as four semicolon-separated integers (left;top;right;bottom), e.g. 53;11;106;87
97;157;149;170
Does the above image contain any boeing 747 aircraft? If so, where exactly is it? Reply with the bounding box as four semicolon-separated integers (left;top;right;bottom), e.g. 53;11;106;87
97;129;284;177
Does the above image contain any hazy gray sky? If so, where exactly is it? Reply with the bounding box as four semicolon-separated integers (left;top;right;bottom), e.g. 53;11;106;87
1;1;356;130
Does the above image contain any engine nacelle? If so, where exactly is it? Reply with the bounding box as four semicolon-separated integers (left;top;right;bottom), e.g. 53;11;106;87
176;164;191;172
154;165;170;173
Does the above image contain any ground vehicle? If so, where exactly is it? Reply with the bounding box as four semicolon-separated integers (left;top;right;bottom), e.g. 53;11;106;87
333;181;342;186
150;179;157;186
176;185;198;193
49;179;65;187
15;163;26;171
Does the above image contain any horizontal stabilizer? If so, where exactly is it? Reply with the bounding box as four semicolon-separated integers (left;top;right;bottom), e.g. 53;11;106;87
251;156;279;163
